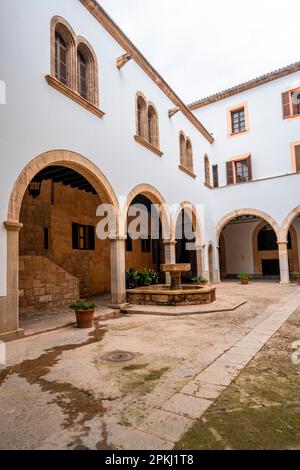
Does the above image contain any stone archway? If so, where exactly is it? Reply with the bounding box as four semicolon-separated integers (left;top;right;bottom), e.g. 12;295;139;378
174;202;204;279
123;184;172;282
1;150;122;339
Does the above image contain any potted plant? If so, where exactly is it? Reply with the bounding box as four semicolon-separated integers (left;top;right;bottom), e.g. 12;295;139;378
237;273;253;285
191;277;208;286
69;300;97;329
292;272;300;285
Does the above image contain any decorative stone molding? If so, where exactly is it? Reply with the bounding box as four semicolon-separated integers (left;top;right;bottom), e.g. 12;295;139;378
280;205;300;241
216;209;280;241
7;150;120;228
4;221;23;232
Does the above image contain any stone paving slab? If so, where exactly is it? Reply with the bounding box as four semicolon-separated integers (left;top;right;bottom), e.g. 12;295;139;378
137;409;193;443
110;428;172;450
161;393;212;419
180;380;226;400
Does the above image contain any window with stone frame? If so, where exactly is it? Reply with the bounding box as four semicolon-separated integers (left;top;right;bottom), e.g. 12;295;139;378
72;223;95;251
231;107;246;134
282;88;300;118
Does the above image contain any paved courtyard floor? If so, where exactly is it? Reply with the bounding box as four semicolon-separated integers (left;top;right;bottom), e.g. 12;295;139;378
0;281;300;450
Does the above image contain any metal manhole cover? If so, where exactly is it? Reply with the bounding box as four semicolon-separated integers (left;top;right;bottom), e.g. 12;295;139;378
102;351;136;363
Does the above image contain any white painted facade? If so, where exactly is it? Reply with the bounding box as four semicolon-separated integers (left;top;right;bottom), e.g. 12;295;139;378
1;0;300;336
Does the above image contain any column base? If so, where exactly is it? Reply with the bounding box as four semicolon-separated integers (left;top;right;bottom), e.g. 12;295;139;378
108;303;130;310
0;328;24;343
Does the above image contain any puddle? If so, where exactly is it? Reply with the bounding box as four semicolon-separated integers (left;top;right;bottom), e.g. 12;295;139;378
0;321;111;449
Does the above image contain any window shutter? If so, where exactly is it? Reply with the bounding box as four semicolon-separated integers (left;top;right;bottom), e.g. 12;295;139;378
247;155;253;181
295;145;300;172
212;165;219;187
72;223;79;249
282;91;291;118
291;90;300;116
88;225;95;251
226;161;234;185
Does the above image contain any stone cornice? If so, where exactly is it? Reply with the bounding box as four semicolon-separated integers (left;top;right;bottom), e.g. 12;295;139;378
79;0;214;144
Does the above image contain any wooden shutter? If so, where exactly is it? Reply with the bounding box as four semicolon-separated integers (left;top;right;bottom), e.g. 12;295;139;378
291;90;300;116
282;91;291;118
295;145;300;172
88;226;95;251
226;161;234;185
72;223;79;249
212;164;219;187
247;155;253;181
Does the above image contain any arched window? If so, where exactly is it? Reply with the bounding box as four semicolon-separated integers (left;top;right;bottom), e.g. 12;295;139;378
77;40;99;106
204;155;211;186
77;50;87;99
186;139;193;173
148;105;159;148
55;33;67;85
258;225;292;251
137;94;149;140
51;17;76;89
180;133;186;167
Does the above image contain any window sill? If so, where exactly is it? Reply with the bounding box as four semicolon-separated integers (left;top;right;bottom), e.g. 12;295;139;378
45;75;105;118
134;135;163;157
178;164;197;179
286;114;300;121
229;129;248;138
204;182;212;189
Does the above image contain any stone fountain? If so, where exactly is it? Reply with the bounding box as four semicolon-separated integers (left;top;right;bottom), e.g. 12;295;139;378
127;263;216;307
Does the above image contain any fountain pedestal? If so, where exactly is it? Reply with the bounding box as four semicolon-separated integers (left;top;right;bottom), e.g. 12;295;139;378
160;263;191;290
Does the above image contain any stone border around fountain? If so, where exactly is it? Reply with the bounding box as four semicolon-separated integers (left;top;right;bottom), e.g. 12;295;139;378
126;284;216;306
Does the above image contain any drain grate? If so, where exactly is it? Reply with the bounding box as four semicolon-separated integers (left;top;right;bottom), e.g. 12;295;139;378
102;351;136;363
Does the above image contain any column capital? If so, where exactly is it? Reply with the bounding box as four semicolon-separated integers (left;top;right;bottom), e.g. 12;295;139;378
162;239;177;246
4;220;23;232
277;240;288;245
108;234;126;241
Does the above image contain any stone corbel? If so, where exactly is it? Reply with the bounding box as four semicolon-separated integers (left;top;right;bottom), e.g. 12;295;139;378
116;53;132;70
4;221;23;231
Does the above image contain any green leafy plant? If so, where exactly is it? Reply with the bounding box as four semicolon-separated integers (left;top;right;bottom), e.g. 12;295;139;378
191;277;208;285
140;268;160;286
292;272;300;279
126;267;160;289
69;300;97;311
237;273;253;281
126;268;141;289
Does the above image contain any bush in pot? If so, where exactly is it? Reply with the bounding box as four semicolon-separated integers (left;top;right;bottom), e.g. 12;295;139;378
237;273;253;285
69;300;97;329
292;272;300;285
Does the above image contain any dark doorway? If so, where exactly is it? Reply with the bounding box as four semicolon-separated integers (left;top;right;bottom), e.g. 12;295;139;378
262;259;280;276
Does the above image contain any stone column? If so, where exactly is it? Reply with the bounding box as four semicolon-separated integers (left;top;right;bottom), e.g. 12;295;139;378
109;236;128;309
278;240;290;284
215;245;221;283
195;243;204;278
0;221;24;341
163;239;177;284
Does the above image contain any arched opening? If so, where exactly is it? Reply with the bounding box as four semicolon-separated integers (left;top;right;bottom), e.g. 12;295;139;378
136;95;148;141
19;165;112;314
126;195;164;278
217;212;286;280
2;150;121;337
186;139;193;173
175;209;198;281
51;17;76;89
204;155;210;186
77;39;99;106
148;105;159;148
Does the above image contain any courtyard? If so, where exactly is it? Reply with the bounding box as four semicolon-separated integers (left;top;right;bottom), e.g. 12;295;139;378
1;281;300;450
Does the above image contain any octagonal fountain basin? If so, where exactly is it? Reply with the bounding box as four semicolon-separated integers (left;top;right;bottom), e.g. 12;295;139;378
127;284;216;307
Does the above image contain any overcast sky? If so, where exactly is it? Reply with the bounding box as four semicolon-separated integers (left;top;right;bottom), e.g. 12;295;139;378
100;0;300;103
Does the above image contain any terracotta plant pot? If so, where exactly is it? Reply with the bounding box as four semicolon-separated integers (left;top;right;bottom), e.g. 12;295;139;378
75;309;95;328
241;279;249;285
